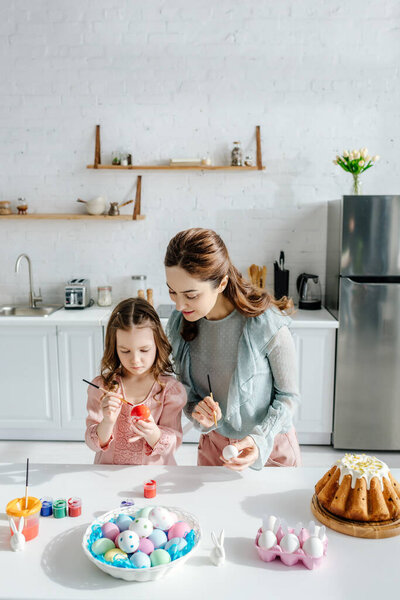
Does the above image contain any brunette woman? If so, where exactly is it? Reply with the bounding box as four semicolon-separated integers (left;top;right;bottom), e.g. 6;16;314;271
165;228;301;470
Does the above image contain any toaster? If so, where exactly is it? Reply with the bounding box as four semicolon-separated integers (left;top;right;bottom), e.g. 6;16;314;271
64;278;91;309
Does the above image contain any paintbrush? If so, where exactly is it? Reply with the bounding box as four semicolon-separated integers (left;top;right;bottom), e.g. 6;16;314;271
82;378;133;406
25;458;29;509
207;374;218;427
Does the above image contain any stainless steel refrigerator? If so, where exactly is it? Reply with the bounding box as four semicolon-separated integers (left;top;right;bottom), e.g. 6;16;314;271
326;195;400;449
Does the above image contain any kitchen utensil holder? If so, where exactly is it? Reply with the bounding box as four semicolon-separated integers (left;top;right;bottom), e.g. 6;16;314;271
274;263;289;299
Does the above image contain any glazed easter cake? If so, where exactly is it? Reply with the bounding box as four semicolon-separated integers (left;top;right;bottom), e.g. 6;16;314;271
315;454;400;522
82;505;201;582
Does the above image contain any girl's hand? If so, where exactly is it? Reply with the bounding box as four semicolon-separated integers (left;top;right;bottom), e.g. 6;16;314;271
100;392;122;425
220;436;259;471
192;396;222;428
128;414;161;448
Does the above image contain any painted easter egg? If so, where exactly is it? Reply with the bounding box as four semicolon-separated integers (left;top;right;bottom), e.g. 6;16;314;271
165;536;187;552
129;517;153;538
115;514;133;532
149;507;175;530
101;521;120;541
104;548;128;563
91;538;115;555
137;506;153;518
130;404;151;421
167;521;190;540
147;528;167;549
138;537;155;555
130;551;151;568
222;444;239;460
150;548;171;567
116;530;140;554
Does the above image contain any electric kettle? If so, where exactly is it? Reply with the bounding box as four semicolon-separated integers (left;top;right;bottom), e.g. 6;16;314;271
296;273;322;310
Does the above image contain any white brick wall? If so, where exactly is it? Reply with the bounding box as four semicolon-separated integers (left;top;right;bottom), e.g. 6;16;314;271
1;0;399;306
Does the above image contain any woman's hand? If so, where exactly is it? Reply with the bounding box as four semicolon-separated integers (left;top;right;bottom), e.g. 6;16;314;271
192;396;222;428
129;414;161;448
220;436;259;471
100;392;122;425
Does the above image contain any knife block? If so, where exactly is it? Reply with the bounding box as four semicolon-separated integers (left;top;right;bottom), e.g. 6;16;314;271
274;263;289;300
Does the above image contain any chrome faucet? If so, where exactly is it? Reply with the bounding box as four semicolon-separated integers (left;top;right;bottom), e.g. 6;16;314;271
15;254;42;308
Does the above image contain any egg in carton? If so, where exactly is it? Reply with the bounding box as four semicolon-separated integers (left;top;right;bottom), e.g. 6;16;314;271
255;516;328;570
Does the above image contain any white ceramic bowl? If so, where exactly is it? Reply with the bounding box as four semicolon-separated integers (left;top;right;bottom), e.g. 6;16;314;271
82;505;201;582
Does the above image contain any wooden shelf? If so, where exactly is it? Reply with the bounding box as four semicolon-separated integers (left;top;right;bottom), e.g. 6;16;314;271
86;164;264;171
88;125;265;172
1;214;146;221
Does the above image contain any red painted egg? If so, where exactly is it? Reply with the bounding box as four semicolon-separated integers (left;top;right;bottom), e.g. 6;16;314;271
130;404;151;421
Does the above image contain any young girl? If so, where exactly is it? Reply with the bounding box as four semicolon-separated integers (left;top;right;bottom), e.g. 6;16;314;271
85;297;186;465
165;228;302;471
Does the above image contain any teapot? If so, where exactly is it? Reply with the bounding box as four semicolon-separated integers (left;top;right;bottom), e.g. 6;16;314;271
296;273;322;310
76;196;106;215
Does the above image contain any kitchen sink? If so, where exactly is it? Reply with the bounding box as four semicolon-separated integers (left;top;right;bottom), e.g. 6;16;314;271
0;305;62;317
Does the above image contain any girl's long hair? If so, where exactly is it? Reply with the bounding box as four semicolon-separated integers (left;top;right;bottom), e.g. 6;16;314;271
101;297;174;398
164;228;293;341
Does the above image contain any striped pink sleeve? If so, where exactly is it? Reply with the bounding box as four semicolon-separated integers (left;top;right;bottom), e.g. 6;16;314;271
144;379;187;458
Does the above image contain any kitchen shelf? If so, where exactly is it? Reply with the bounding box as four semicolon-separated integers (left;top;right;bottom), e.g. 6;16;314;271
86;164;262;171
1;214;146;220
87;124;265;171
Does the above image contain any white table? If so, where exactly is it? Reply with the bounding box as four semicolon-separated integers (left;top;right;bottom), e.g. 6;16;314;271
1;464;398;599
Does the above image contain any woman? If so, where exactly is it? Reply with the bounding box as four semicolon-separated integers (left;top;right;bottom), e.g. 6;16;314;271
164;228;301;471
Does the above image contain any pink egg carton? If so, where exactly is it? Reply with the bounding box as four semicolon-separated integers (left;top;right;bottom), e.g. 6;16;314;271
255;518;328;570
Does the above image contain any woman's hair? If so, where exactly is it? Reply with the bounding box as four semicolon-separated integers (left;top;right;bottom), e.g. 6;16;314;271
164;228;293;341
101;297;173;398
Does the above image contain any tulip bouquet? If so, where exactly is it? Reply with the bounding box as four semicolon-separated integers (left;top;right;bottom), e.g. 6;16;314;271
333;148;379;195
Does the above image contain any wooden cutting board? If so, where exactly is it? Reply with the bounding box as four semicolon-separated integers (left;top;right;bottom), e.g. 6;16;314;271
311;494;400;539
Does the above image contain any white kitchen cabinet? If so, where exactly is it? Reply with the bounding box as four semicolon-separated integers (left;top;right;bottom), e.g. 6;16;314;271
0;323;104;440
57;326;104;440
0;326;61;437
292;327;336;445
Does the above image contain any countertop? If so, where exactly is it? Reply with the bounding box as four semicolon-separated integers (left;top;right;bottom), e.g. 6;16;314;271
0;305;338;328
0;463;397;599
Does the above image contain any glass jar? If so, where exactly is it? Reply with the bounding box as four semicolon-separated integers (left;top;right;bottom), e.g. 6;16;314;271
97;286;112;306
231;141;243;166
131;275;147;298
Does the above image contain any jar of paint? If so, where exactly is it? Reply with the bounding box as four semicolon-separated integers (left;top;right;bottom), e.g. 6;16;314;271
53;498;67;519
143;479;157;499
40;496;53;517
6;496;42;541
68;497;82;517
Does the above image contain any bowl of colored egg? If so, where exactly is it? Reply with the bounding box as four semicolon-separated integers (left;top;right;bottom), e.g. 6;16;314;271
82;505;201;582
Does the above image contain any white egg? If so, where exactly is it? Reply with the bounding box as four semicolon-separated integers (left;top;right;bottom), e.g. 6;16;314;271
280;533;300;554
116;530;140;554
222;444;239;461
149;507;175;531
129;517;153;538
302;537;323;558
258;530;277;550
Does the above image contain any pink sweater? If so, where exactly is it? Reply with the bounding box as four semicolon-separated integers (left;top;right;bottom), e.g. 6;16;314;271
85;374;187;465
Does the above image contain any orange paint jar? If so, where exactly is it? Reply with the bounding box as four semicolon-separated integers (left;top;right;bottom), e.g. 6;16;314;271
6;496;42;541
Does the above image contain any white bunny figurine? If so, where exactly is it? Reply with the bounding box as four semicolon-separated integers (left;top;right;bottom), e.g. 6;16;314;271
210;530;225;566
258;515;280;550
279;520;300;554
302;521;326;559
9;517;25;552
